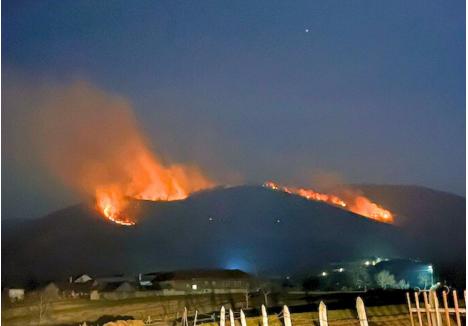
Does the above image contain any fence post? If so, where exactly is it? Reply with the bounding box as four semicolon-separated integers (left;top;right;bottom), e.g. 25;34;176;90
442;291;451;326
261;304;268;326
183;307;188;326
283;305;292;326
406;292;415;326
240;309;247;326
453;290;461;326
229;309;235;326
422;291;432;326
220;306;225;326
414;292;423;326
318;301;328;326
356;297;369;326
431;291;442;326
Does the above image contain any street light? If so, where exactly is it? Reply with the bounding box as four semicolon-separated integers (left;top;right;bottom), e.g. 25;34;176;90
428;265;434;286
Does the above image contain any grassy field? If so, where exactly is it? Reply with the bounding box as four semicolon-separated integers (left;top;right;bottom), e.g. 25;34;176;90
5;291;460;326
2;293;245;325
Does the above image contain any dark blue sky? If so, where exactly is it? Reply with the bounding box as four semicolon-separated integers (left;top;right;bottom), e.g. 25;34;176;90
2;0;465;219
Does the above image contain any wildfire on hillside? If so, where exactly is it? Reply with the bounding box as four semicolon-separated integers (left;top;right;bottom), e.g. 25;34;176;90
94;156;214;226
263;181;394;223
34;82;393;227
91;148;215;226
34;82;214;227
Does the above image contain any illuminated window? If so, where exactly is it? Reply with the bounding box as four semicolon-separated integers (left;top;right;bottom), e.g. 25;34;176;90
192;284;198;290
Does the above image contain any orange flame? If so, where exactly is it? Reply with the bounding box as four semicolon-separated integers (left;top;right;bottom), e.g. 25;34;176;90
96;187;135;226
34;82;214;226
88;135;215;225
94;154;214;225
263;181;394;223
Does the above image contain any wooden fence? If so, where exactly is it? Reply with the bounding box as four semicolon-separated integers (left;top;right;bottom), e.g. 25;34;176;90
179;296;373;326
177;291;466;326
406;290;466;326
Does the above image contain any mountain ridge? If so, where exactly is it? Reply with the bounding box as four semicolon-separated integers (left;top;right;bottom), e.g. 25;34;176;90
2;184;465;285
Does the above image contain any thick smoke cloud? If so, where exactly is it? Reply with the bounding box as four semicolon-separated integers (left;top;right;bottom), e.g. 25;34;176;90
27;81;214;222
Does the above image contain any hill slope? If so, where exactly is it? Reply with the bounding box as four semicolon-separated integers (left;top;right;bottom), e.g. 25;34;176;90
356;184;465;263
2;185;465;284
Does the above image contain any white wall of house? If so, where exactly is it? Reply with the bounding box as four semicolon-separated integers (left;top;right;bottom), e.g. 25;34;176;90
8;289;25;302
74;274;93;283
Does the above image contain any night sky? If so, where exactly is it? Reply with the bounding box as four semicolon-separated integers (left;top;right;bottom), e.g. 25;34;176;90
2;0;465;220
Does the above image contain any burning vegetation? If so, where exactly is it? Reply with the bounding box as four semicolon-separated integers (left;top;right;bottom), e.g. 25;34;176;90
34;82;214;226
263;181;394;223
93;152;214;226
33;82;393;226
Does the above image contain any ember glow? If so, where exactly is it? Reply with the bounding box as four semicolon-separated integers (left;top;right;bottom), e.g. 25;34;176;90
93;155;214;226
92;149;214;225
263;181;394;223
96;189;135;226
35;82;214;226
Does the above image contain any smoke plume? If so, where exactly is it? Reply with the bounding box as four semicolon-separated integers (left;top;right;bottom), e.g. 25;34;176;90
32;81;214;224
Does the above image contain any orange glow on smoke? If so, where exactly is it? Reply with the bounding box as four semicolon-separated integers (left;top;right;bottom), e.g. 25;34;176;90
93;151;214;225
263;181;394;223
34;82;214;226
348;196;393;222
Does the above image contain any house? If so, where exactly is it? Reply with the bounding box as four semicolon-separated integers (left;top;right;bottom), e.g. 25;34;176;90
98;281;137;293
138;273;153;287
73;274;93;283
94;274;135;284
35;279;95;299
90;289;100;301
57;281;95;298
146;269;251;294
95;281;138;300
41;282;61;300
7;288;25;302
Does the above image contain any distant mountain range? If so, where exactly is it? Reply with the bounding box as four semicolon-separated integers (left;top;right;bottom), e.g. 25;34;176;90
2;185;465;286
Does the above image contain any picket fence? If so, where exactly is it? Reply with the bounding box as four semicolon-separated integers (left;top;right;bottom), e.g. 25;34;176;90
179;296;371;326
175;291;467;326
406;290;466;326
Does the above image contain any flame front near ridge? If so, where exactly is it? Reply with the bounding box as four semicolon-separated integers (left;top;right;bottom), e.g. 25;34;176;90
264;181;394;223
96;189;135;226
34;82;392;226
92;149;215;226
34;82;215;227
